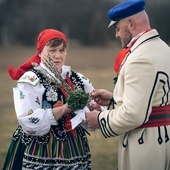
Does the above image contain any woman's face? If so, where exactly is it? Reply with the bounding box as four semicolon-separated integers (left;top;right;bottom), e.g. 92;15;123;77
39;42;67;73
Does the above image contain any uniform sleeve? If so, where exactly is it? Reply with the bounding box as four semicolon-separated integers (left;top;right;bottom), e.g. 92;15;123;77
13;71;57;136
98;54;158;137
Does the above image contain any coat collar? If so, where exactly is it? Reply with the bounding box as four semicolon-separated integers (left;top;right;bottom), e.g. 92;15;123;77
130;29;159;53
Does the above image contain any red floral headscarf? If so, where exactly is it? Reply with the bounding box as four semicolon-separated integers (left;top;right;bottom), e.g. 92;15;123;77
8;29;67;80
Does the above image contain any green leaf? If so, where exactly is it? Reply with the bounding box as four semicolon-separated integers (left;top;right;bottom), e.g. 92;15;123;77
67;89;90;111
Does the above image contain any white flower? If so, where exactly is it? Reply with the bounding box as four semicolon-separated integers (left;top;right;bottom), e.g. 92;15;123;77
46;88;58;102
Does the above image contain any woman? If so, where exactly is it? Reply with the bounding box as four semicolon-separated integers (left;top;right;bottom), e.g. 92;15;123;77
3;29;96;169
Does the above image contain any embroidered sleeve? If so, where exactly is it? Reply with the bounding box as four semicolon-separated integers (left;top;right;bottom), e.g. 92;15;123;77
13;71;57;136
76;72;106;110
70;72;106;131
77;72;94;93
15;71;40;86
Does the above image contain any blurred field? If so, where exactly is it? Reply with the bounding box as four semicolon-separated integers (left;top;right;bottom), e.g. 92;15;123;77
0;44;121;170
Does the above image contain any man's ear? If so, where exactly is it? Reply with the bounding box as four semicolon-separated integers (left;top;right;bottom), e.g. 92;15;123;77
127;19;135;30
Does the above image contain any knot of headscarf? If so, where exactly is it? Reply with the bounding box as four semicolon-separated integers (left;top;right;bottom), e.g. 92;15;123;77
8;29;67;80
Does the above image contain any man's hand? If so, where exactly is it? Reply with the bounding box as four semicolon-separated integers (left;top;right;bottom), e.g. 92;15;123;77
91;89;113;106
86;110;100;129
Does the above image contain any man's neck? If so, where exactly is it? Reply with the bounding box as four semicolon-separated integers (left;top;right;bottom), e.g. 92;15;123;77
127;29;152;48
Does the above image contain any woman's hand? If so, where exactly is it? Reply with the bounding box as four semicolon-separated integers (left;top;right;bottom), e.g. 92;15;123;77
52;104;71;120
91;89;113;106
88;103;102;111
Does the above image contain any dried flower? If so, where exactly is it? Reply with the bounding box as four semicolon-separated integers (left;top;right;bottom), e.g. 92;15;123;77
43;55;90;111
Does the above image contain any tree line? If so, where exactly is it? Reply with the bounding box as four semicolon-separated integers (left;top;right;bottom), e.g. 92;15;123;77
0;0;170;46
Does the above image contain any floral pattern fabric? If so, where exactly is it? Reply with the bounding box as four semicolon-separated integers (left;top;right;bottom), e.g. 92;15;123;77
3;64;94;170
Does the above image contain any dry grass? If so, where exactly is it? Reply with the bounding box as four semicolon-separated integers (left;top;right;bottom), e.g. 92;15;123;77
0;44;121;169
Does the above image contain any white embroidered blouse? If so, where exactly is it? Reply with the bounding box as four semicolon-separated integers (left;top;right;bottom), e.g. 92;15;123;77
13;63;94;136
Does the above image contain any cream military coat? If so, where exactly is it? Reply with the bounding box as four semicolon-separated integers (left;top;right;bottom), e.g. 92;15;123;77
98;29;170;170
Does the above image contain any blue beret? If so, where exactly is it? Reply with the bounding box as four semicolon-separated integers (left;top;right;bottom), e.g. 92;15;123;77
107;0;145;28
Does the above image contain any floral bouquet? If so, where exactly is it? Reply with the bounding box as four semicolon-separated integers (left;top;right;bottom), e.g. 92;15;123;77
43;56;90;111
67;89;90;111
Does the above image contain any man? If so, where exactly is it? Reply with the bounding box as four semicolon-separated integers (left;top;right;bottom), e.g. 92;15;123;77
86;0;170;169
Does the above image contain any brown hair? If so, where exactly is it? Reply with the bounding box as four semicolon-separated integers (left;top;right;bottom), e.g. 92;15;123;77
46;38;67;50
